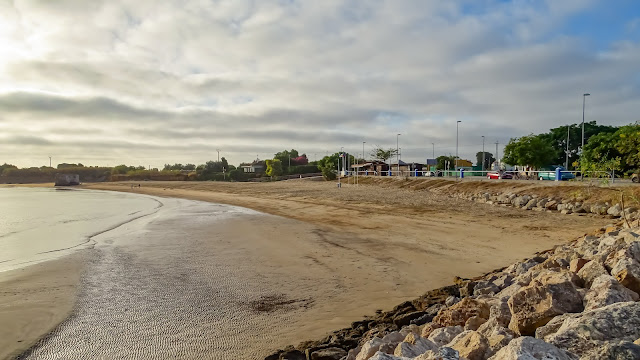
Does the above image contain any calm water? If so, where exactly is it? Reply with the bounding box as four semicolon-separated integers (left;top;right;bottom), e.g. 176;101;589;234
0;187;162;272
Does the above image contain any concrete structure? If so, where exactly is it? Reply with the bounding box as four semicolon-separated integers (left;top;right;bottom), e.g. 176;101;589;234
54;174;80;186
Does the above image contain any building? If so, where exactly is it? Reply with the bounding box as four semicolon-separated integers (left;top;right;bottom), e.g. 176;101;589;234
240;160;265;174
350;160;389;175
54;173;80;186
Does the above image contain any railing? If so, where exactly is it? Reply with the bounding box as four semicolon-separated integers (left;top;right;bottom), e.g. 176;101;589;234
348;169;623;182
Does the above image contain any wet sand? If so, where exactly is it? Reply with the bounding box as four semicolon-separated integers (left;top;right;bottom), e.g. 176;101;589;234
1;181;611;359
0;253;84;360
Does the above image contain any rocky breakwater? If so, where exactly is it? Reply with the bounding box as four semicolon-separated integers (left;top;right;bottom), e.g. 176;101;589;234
266;225;640;360
456;191;640;222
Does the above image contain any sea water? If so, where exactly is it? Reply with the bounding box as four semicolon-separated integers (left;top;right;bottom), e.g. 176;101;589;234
0;187;161;272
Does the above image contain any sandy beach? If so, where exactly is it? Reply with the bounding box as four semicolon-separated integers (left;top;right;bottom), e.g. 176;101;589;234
1;180;611;359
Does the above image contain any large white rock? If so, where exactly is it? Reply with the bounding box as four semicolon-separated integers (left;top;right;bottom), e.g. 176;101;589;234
488;337;578;360
367;352;409;360
583;275;639;310
356;337;384;360
545;302;640;356
576;260;608;288
427;326;464;347
393;333;437;358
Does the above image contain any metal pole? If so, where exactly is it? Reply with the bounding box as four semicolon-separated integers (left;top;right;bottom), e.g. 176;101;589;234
431;143;435;159
397;133;401;177
49;156;51;168
495;141;499;170
362;141;366;182
340;147;344;176
456;121;461;171
565;125;570;169
582;93;590;152
216;149;220;162
482;136;485;172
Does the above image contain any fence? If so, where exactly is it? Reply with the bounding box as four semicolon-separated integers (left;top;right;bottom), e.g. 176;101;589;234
346;169;622;182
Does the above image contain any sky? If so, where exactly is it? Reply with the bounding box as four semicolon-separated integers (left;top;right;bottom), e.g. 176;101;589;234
0;0;639;168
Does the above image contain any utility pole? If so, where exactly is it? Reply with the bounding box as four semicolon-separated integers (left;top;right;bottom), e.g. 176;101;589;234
495;141;499;170
49;156;52;168
216;149;220;162
482;136;485;173
431;143;435;159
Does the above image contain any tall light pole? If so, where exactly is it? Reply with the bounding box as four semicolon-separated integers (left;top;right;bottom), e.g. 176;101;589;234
396;133;401;177
431;143;435;159
565;124;570;169
49;156;52;168
495;141;499;170
362;141;366;181
481;136;485;172
581;93;590;153
340;146;344;175
216;149;220;162
455;121;461;171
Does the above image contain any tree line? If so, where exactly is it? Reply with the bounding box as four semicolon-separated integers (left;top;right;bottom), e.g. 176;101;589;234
502;121;639;176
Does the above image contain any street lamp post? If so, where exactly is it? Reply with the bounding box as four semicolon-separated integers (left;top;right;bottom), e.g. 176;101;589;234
431;143;435;159
482;136;485;173
362;141;366;183
565;125;570;169
396;134;401;177
455;121;461;172
581;93;590;153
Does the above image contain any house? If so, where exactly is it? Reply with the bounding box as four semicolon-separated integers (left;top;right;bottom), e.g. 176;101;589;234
455;159;473;168
240;160;265;174
389;160;427;175
350;160;389;175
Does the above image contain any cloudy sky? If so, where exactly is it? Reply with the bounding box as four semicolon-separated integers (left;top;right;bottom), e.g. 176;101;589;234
1;0;639;168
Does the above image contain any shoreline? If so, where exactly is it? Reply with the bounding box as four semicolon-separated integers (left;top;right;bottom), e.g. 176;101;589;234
0;181;612;359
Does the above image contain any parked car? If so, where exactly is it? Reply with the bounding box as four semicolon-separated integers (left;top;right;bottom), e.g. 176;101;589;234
424;171;436;177
538;166;575;181
487;171;513;179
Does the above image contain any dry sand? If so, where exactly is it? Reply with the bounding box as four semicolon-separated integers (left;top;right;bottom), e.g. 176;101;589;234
0;180;611;359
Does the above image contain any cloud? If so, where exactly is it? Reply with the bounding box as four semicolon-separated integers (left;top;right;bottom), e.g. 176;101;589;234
0;0;638;167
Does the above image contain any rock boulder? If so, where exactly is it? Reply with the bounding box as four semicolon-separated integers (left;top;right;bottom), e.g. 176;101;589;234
583;275;639;310
488;336;578;360
545;302;640;356
447;330;491;360
508;271;584;336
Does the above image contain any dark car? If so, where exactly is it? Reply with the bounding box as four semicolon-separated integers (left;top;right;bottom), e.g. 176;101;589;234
487;171;513;179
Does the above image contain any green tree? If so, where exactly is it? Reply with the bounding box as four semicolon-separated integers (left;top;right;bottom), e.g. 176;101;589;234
502;134;555;169
580;124;640;174
436;155;456;170
0;163;17;175
475;152;495;170
274;149;299;168
265;159;283;177
370;147;398;163
111;164;133;174
538;121;617;169
228;168;247;181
